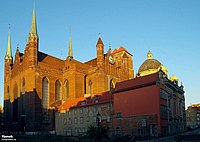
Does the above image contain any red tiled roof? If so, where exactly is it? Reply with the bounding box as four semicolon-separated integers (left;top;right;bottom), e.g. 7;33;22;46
50;100;63;109
112;46;127;54
112;48;118;53
57;97;85;111
57;91;113;111
72;92;113;109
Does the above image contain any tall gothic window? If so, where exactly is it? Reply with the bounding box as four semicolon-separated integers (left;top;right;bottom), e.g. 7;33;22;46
110;79;114;90
84;75;87;94
14;83;18;99
42;77;49;109
65;80;69;99
7;86;10;99
174;100;176;116
88;80;92;94
22;77;25;94
55;80;62;101
21;77;26;115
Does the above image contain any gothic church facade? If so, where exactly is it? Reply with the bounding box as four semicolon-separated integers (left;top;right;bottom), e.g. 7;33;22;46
4;7;134;131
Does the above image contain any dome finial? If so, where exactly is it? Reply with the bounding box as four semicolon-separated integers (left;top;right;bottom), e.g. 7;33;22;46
147;50;153;59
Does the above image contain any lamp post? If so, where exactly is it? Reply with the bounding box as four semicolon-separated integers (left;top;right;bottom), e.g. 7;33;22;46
96;112;102;142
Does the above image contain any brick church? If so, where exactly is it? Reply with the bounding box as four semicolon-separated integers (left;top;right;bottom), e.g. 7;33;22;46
4;7;134;131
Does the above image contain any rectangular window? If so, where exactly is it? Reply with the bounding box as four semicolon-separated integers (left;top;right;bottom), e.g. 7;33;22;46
107;104;110;111
74;118;78;124
107;116;111;122
160;89;167;100
174;101;176;116
93;107;96;113
81;100;87;105
98;106;101;111
116;112;122;118
93;116;96;122
86;107;89;113
167;97;171;109
80;117;84;124
68;118;72;124
160;105;168;119
75;128;78;135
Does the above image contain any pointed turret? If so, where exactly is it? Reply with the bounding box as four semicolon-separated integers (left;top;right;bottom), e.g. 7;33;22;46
5;31;13;60
68;36;73;58
96;36;104;67
29;6;38;37
96;37;104;46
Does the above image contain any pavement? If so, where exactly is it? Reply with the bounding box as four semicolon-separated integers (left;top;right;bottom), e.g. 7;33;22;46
137;128;200;142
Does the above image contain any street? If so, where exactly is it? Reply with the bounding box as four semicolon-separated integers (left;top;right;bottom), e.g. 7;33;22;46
139;128;200;142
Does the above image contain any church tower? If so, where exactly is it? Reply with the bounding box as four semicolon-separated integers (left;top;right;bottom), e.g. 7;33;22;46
4;29;13;85
121;52;129;80
27;6;38;67
96;37;104;67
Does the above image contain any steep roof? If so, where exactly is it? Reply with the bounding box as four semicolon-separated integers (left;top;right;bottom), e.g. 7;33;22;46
112;46;132;56
29;6;38;37
85;58;97;67
96;37;104;46
38;51;64;68
5;31;13;60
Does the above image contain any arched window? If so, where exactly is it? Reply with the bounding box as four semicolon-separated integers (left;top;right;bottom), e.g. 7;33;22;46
110;79;115;90
14;83;18;99
84;75;87;94
65;80;69;99
7;86;10;99
88;80;92;94
42;77;49;109
22;77;25;94
55;80;62;101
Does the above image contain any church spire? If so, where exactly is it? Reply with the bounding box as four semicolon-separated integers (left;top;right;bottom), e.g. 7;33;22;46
29;4;38;37
68;36;73;58
5;28;13;60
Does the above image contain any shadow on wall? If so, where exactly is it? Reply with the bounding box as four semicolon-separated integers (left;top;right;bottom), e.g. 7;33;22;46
3;89;55;132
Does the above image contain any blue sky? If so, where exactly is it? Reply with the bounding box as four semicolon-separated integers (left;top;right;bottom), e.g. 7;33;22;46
0;0;199;107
